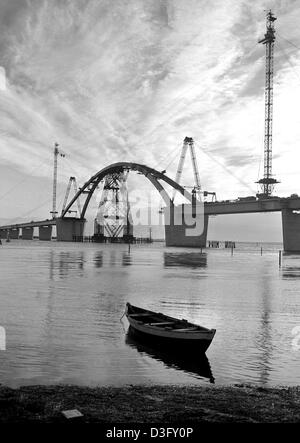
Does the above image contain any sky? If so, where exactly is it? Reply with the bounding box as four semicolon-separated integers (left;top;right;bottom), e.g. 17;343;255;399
0;0;300;240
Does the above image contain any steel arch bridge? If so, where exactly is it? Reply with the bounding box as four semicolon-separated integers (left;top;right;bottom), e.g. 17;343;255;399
61;162;193;219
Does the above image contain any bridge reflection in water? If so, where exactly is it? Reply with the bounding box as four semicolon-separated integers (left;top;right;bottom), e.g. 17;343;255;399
281;253;300;279
125;328;215;384
164;252;207;268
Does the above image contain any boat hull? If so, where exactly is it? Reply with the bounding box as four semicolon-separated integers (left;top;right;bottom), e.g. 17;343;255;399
128;325;214;353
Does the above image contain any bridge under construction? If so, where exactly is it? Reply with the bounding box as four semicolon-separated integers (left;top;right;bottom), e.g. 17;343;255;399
1;11;300;251
1;157;300;251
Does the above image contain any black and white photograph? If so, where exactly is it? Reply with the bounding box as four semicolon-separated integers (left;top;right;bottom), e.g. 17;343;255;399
0;0;300;431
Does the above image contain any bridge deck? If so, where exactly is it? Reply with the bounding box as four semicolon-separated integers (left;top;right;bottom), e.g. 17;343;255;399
204;196;300;215
1;197;300;231
0;219;56;230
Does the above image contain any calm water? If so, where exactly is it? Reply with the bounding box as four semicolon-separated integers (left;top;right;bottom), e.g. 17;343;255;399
0;240;299;388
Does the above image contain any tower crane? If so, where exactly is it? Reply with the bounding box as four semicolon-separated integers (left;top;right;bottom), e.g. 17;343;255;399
61;176;81;216
50;143;65;218
256;10;279;197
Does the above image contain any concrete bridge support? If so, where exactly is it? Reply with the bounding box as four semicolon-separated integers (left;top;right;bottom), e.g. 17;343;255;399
56;217;86;242
39;226;52;241
282;208;300;252
0;229;7;239
9;229;19;239
22;227;34;240
165;204;208;248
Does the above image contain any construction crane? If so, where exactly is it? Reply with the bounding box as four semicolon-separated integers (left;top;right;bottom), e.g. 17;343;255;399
172;137;216;203
256;10;279;197
61;176;81;216
50;143;65;218
173;137;201;201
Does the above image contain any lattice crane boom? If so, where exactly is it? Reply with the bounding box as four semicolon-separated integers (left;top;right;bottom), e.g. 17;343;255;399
72;177;81;215
174;140;188;188
61;176;81;216
189;139;201;190
173;137;201;201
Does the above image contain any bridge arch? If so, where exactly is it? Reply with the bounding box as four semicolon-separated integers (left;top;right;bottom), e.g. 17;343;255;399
61;162;192;219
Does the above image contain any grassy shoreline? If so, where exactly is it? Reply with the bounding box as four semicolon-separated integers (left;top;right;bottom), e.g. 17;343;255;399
0;384;299;423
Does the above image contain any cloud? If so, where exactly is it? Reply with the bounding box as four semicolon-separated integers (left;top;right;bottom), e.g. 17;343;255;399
1;0;300;222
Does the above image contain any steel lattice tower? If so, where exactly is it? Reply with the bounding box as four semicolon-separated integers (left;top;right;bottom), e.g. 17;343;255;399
94;171;133;241
257;10;279;197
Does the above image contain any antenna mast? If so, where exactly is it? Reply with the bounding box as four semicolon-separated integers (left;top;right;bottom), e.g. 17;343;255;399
257;10;279;197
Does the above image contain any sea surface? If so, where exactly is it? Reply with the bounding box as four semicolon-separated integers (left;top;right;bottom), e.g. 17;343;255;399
0;240;299;387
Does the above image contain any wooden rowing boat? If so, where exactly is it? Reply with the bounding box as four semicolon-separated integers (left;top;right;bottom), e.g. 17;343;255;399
125;303;216;352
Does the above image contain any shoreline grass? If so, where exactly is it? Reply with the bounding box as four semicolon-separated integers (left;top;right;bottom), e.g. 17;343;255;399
0;384;299;423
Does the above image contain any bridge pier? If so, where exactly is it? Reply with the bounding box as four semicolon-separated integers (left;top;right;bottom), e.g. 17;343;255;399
22;227;34;240
282;208;300;252
164;204;208;248
0;229;7;239
39;225;52;241
8;228;19;239
56;217;86;242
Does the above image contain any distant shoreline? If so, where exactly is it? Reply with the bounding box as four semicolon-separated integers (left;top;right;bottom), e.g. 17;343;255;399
0;384;299;423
